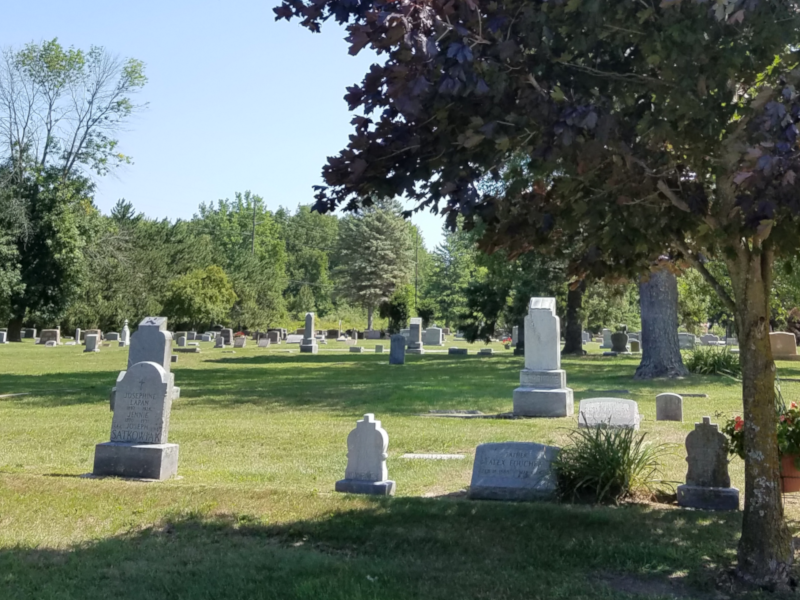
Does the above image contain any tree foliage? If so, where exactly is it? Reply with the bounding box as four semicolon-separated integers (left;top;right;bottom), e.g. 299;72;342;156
162;266;237;329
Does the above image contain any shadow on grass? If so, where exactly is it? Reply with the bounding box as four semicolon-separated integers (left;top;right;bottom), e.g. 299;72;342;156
0;496;744;600
0;354;742;414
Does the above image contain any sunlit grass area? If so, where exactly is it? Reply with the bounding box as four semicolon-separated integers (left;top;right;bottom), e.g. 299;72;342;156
1;338;799;599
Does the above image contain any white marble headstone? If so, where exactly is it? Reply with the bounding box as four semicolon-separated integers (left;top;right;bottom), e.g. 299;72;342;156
524;297;560;371
578;398;641;429
344;413;389;482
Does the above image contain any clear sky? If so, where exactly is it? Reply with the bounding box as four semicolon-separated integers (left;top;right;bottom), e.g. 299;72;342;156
0;0;446;248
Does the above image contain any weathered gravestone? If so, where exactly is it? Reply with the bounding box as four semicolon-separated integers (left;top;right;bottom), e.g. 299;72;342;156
513;297;574;417
233;336;246;348
407;318;424;354
601;328;613;349
0;331;7;344
177;336;187;347
300;312;318;354
350;346;364;353
770;332;800;361
630;340;641;353
468;442;560;501
335;414;395;495
423;326;444;346
187;331;196;341
106;332;120;342
610;332;629;353
375;344;384;353
258;337;270;348
582;331;591;344
75;328;82;343
215;336;225;348
389;334;405;365
578;398;641;429
220;328;233;346
365;330;382;340
700;334;720;346
478;348;494;356
514;319;525;356
201;334;212;342
268;331;280;344
120;320;130;347
93;361;179;480
677;417;739;510
511;326;519;347
449;347;468;355
23;328;36;339
38;329;60;345
678;332;696;350
656;393;683;422
84;334;100;353
85;329;102;342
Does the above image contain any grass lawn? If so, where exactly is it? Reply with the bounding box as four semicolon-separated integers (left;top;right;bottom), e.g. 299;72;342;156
1;337;799;599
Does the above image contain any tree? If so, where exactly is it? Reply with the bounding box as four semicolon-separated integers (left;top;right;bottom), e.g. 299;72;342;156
162;266;236;329
635;264;688;379
335;200;414;329
278;0;800;583
425;228;478;327
379;285;414;333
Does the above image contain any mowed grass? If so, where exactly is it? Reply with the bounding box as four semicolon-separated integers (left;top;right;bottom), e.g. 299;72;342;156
1;337;800;599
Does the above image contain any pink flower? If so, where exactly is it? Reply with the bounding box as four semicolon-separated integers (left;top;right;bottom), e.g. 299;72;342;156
734;418;744;431
792;402;797;409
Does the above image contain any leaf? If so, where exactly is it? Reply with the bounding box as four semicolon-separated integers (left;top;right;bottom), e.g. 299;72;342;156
566;0;582;12
551;86;566;102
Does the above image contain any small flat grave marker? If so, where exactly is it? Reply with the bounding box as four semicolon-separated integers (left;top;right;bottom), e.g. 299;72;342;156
468;442;560;501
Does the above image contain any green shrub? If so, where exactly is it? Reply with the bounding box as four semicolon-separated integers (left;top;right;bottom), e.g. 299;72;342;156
684;346;742;377
553;427;666;504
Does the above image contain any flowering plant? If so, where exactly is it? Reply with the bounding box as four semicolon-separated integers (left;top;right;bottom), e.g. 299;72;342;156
723;401;800;462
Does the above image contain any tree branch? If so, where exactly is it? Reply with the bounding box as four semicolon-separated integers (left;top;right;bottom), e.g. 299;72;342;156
675;239;737;315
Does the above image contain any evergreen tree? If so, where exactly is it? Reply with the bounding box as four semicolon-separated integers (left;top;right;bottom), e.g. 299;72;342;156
425;229;478;328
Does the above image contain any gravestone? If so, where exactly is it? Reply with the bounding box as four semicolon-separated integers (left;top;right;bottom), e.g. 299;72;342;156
365;330;382;340
578;398;641;429
300;312;318;354
677;417;739;510
700;334;720;346
45;340;57;347
187;331;196;341
38;329;60;345
513;297;574;417
478;348;494;356
201;334;212;342
770;332;800;361
407;318;424;354
375;344;384;353
0;331;6;344
86;329;102;342
678;332;696;350
582;331;591;344
511;326;519;347
449;347;468;355
220;328;233;345
610;332;629;353
258;337;270;348
106;332;120;342
468;442;560;501
233;336;246;349
514;319;525;356
85;334;100;353
630;340;641;353
177;336;187;347
389;334;405;365
23;328;36;339
75;328;82;343
93;361;179;480
601;328;612;349
350;346;364;353
268;331;280;344
120;320;131;347
335;414;395;495
286;334;303;344
423;326;444;346
204;331;216;340
215;337;225;348
171;355;178;363
656;393;683;421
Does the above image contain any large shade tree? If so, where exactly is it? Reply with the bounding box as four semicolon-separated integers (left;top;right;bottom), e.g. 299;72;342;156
278;0;800;586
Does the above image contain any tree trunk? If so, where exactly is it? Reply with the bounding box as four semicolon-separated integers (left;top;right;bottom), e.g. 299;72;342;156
7;316;23;342
634;266;688;379
367;306;374;331
562;280;585;356
726;249;793;588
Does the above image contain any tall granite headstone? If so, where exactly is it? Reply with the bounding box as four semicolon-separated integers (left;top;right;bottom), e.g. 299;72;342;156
300;312;318;354
514;319;525;356
677;417;739;510
220;328;233;346
85;334;100;353
601;328;612;349
389;334;406;365
512;297;574;417
407;318;424;354
335;414;395;495
93;361;179;480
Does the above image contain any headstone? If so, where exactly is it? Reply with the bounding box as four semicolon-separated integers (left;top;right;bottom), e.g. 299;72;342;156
375;344;384;353
389;334;405;365
326;329;340;339
0;331;6;344
200;334;212;342
770;332;800;361
423;326;444;346
365;330;382;340
204;331;217;340
700;334;720;346
677;417;739;510
349;346;364;353
286;334;303;344
601;328;612;349
581;331;591;344
514;319;525;356
84;334;100;353
128;317;172;373
443;327;451;336
513;297;574;417
656;393;683;421
233;336;246;348
177;336;187;347
578;398;641;429
93;361;179;480
23;328;36;339
511;326;519;347
478;348;494;356
300;312;318;354
38;329;60;345
268;331;280;344
120;320;131;347
220;328;233;345
678;332;696;350
75;328;82;343
449;347;468;355
630;340;641;353
105;332;120;342
610;332;629;353
335;414;395;495
258;337;270;348
187;331;196;341
171;355;178;363
468;442;560;501
407;318;424;354
45;340;57;347
215;337;225;348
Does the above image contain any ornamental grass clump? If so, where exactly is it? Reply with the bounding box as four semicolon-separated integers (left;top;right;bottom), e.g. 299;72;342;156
553;426;667;504
684;347;742;377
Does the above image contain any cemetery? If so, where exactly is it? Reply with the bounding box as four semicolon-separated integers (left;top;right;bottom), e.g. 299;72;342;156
3;1;800;597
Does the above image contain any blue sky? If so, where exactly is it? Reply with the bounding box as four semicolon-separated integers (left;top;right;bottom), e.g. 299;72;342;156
1;0;446;248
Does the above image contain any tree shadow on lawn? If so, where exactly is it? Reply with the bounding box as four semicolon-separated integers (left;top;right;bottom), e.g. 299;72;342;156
0;354;741;414
0;496;747;600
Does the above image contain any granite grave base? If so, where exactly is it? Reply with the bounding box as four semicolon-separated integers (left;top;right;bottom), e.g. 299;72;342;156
513;388;574;417
334;479;396;496
93;442;179;480
677;484;739;511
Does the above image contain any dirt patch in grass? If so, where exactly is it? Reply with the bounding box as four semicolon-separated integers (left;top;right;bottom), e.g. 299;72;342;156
595;571;714;599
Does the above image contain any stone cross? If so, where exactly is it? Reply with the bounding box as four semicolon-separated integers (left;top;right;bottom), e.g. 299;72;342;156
335;413;395;495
